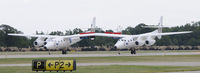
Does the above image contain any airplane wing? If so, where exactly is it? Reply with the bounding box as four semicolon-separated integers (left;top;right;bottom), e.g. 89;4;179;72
135;31;192;40
8;31;192;39
8;33;99;38
79;31;192;39
8;32;129;38
91;33;129;38
140;31;193;36
8;34;59;38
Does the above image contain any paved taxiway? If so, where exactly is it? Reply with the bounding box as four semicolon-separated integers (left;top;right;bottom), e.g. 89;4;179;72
1;62;200;67
1;52;200;73
1;52;200;67
0;52;200;58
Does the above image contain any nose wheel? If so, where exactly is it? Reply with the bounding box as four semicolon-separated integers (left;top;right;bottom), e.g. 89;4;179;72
118;50;121;55
48;49;51;55
62;49;67;55
130;48;136;54
114;46;120;55
44;47;51;55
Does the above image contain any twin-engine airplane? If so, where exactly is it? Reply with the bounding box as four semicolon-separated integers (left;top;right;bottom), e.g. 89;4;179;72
92;16;192;54
8;17;192;54
8;17;98;54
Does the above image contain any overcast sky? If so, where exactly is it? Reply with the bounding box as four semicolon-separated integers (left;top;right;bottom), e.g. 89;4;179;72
0;0;199;34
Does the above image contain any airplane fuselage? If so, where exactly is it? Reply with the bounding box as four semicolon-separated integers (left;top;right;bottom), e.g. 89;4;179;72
44;37;81;49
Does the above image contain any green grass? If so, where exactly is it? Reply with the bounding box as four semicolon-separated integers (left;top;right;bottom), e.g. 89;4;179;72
1;65;200;73
1;55;200;64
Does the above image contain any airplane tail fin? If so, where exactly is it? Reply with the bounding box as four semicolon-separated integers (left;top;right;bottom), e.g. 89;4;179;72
90;17;96;32
142;16;164;39
158;16;163;33
142;16;163;32
157;16;163;39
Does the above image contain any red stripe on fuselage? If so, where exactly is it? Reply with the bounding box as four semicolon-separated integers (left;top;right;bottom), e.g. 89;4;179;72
79;32;95;34
104;32;122;34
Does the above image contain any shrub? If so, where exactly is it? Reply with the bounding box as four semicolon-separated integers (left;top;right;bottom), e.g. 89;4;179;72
81;48;97;51
99;48;106;51
165;47;171;50
39;48;44;51
191;46;198;50
4;48;11;51
110;47;117;51
30;48;37;51
149;47;155;50
66;49;71;51
0;48;2;52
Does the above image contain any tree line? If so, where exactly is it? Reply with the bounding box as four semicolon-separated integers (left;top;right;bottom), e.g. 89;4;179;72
0;21;200;48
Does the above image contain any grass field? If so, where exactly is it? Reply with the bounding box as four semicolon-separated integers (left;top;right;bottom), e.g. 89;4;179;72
1;51;200;73
1;65;200;73
0;55;200;64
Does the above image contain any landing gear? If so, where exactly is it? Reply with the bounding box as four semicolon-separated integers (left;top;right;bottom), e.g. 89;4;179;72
114;46;120;55
48;49;51;55
62;49;67;55
118;49;121;55
130;48;136;54
44;47;51;55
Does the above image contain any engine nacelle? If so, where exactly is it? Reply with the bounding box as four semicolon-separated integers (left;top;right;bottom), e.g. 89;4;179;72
135;40;145;46
144;39;156;46
33;37;47;48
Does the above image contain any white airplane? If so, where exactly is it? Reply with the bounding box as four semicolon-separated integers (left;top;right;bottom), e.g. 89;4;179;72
8;18;98;54
88;16;192;54
8;17;192;55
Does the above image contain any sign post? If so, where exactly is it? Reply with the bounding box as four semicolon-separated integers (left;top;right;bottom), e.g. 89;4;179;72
32;59;76;72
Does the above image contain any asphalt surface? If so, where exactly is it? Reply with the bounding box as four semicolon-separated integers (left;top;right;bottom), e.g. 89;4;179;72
1;52;200;58
1;52;200;73
1;62;200;73
1;62;200;67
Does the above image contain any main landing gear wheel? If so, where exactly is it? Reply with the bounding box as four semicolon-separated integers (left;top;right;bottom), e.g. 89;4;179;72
130;48;136;54
62;49;67;55
114;46;120;55
118;49;121;55
48;49;51;55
